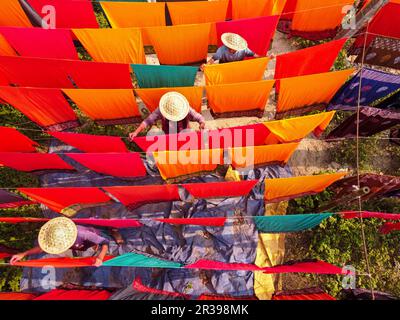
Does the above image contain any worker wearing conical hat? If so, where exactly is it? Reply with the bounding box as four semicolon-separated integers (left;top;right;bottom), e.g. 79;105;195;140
129;91;205;139
10;217;114;267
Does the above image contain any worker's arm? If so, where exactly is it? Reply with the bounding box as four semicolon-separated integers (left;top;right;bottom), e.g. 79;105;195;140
10;246;44;265
188;108;206;130
94;244;109;267
129;108;162;141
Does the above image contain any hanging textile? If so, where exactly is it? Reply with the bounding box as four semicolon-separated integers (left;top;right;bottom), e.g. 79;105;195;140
216;16;279;56
0;0;32;27
63;89;141;125
0;27;78;60
327;107;400;139
272;287;336;300
167;1;228;25
73;28;146;64
380;222;400;234
0;293;37;300
185;259;262;271
275;38;348;79
131;277;191;299
0;87;79;131
146;24;210;65
341;211;400;220
103;253;183;268
65;153;147;178
328;67;400;111
48;131;129;153
135;86;203;112
0;127;38;152
206;80;274;118
14;256;115;268
0;153;74;172
290;0;353;40
0;56;133;89
18;187;112;215
198;294;257;300
132;64;197;88
0;34;17;56
34;289;112;300
254;213;333;233
153;149;224;182
204;57;269;85
276;69;355;118
264;173;347;202
262;260;344;275
156;217;227;227
358;36;400;70
182;180;258;198
0;190;34;208
27;0;99;28
231;0;285;20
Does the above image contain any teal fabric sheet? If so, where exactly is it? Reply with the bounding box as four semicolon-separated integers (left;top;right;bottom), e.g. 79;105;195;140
103;252;183;268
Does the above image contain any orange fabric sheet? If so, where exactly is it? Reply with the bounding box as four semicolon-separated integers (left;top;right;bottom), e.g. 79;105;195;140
277;69;355;114
0;34;17;56
0;0;32;27
229;143;299;169
292;0;353;32
206;80;274;114
154;149;223;181
265;173;347;202
135;86;203;113
204;57;269;85
231;0;286;19
146;24;210;65
63;89;140;122
263;111;336;144
73;28;145;64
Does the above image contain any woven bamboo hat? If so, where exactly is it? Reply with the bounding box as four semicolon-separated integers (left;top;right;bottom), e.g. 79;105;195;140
221;33;248;51
38;217;77;255
159;92;190;122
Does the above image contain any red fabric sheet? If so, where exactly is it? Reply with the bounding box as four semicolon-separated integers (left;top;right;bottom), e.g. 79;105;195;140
27;0;99;29
198;294;257;300
48;131;129;153
263;261;344;275
275;38;347;79
66;153;146;178
0;27;78;60
216;16;279;55
272;291;335;300
133;277;190;299
341;211;400;220
0;293;37;300
380;222;400;234
185;259;263;271
0;201;34;209
14;256;114;268
183;180;258;198
281;0;297;20
0;253;13;259
0;127;38;152
34;289;112;300
0;153;74;172
0;217;49;224
156;217;227;227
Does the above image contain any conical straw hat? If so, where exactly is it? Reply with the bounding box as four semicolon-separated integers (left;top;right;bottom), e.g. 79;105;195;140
38;217;78;255
221;33;248;51
159;92;190;122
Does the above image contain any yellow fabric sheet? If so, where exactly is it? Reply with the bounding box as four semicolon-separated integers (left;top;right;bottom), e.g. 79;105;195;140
63;89;140;121
135;86;203;113
292;0;353;32
0;0;32;27
231;0;286;19
277;68;355;114
146;24;210;65
204;57;269;85
0;34;17;56
167;1;229;24
206;80;274;114
263;111;336;144
73;28;146;64
264;172;347;202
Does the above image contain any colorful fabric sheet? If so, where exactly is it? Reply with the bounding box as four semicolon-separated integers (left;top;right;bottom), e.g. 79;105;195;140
380;222;400;234
231;0;285;20
254;213;333;233
14;256;114;268
0;56;133;89
0;34;17;56
34;289;112;301
73;28;146;64
48;131;129;153
0;293;37;300
204;57;269;85
146;24;210;65
0;87;78;131
341;211;400;220
136;86;203;112
0;153;74;172
216;16;279;55
103;253;183;268
0;27;78;60
156;217;227;227
132;64;198;88
0;0;32;27
359;36;400;70
63;89;141;125
276;69;355;118
66;153;147;178
206;80;274;117
0;127;38;152
182;180;257;198
275;38;347;79
0;190;34;209
272;288;336;300
264;173;347;202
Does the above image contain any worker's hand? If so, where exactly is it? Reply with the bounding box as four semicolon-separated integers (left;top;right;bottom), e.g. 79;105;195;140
200;122;206;130
200;63;206;71
129;132;137;142
10;253;25;265
93;257;103;267
269;53;275;60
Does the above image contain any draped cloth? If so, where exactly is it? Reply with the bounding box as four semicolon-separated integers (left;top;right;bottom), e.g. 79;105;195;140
0;34;17;56
276;69;355;118
73;28;146;64
0;27;78;60
34;289;112;300
0;87;78;131
0;190;34;208
359;36;400;70
231;0;286;20
272;288;336;300
146;24;210;65
136;86;203;112
0;293;37;300
206;80;274;118
0;127;38;152
0;153;74;172
204;57;269;85
63;89;141;125
216;16;279;55
14;256;115;268
0;0;32;27
132;64;197;88
103;253;183;268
